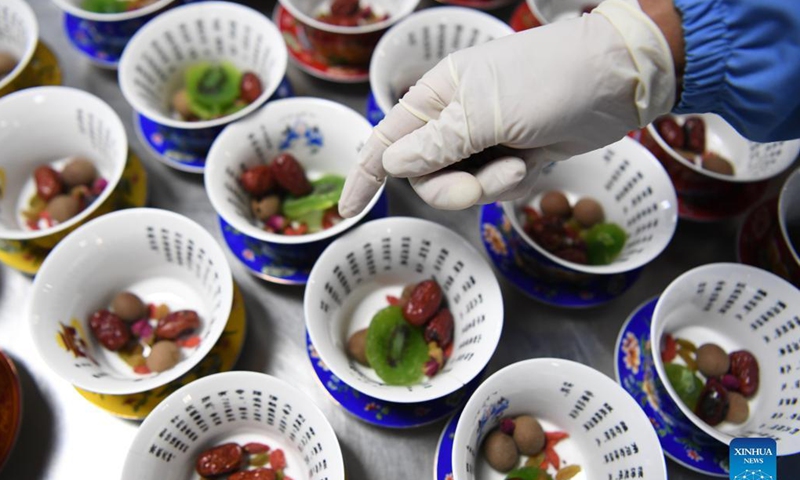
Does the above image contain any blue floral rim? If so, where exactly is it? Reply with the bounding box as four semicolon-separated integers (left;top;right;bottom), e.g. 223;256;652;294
434;410;460;480
365;90;385;127
614;296;729;477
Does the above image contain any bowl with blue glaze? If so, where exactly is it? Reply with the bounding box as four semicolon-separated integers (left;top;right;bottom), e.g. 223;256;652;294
205;96;386;279
51;0;183;69
304;217;503;408
118;1;288;173
367;6;513;125
452;358;667;480
497;137;678;306
122;371;345;480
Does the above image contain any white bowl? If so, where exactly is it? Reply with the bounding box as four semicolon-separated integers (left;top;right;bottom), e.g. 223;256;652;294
205;96;383;247
119;1;288;131
452;358;667;480
503;137;678;275
651;263;800;455
305;216;503;404
0;86;127;241
0;0;38;93
370;6;512;116
647;113;800;183
526;0;595;24
29;208;234;395
123;371;345;480
51;0;175;22
279;0;419;35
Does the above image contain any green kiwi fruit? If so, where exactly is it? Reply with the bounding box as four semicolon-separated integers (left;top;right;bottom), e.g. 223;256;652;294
282;174;345;219
185;62;242;119
365;306;427;386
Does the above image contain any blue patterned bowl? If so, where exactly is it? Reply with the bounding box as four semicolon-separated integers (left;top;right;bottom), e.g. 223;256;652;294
118;2;288;171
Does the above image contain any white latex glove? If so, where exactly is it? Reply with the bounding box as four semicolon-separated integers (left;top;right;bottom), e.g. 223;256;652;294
339;0;676;217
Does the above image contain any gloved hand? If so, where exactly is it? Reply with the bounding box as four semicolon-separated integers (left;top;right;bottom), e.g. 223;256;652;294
339;0;676;218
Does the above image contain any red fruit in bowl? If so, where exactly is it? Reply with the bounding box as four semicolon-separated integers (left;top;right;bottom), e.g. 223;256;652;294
683;116;706;153
424;308;454;348
240;165;274;197
655;116;685;150
403;280;442;326
89;310;130;351
270;153;312;197
729;350;759;397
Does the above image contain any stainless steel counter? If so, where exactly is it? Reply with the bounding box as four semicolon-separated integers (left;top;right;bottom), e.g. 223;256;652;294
1;1;797;479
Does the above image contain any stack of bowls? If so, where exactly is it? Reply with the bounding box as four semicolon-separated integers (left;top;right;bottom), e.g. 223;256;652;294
0;86;142;275
367;6;513;125
481;137;678;307
304;217;504;427
118;1;289;173
640;113;800;221
205;97;388;285
0;0;61;97
29;209;237;416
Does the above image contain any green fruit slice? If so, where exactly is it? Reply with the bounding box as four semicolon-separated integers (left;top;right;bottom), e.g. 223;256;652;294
365;306;427;386
665;363;704;411
505;467;552;480
583;222;627;265
185;62;242;120
282;175;345;219
82;0;128;13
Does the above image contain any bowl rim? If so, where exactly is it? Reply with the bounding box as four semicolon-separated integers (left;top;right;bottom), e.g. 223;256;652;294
777;166;800;265
646;115;800;183
28;207;234;395
117;1;289;130
304;215;504;404
276;0;421;35
650;262;798;449
50;0;175;23
122;370;345;480
452;357;668;479
369;5;514;116
502;137;679;275
0;0;39;92
204;96;385;245
0;86;128;241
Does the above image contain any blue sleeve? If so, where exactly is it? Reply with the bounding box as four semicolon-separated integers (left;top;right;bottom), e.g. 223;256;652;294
672;0;800;142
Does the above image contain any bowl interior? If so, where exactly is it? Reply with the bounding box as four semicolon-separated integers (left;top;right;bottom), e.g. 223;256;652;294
305;217;503;403
51;0;173;21
205;97;380;244
29;209;233;395
0;0;37;89
504;138;678;275
651;263;800;454
0;87;127;239
119;1;287;128
526;0;589;24
647;113;800;183
280;0;418;34
123;371;344;480
778;167;800;264
453;359;666;480
370;7;512;115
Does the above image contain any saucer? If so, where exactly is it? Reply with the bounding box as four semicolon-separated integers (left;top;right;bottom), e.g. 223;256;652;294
274;4;370;83
509;1;543;31
614;297;729;477
479;202;642;308
0;350;21;471
307;333;482;429
433;411;460;480
74;282;247;420
133;77;295;174
218;191;389;285
0;151;148;275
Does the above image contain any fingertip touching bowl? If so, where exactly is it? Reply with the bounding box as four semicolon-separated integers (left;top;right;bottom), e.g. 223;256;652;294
52;0;179;68
651;263;800;455
118;1;288;169
304;216;503;404
502;137;678;283
0;0;39;96
0;86;127;249
452;358;667;479
205;96;384;273
29;208;234;395
123;370;345;480
370;6;513;117
278;0;420;68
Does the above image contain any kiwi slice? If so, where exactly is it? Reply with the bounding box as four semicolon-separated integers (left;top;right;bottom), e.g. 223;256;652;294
185;62;242;120
282;175;345;219
365;306;427;386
